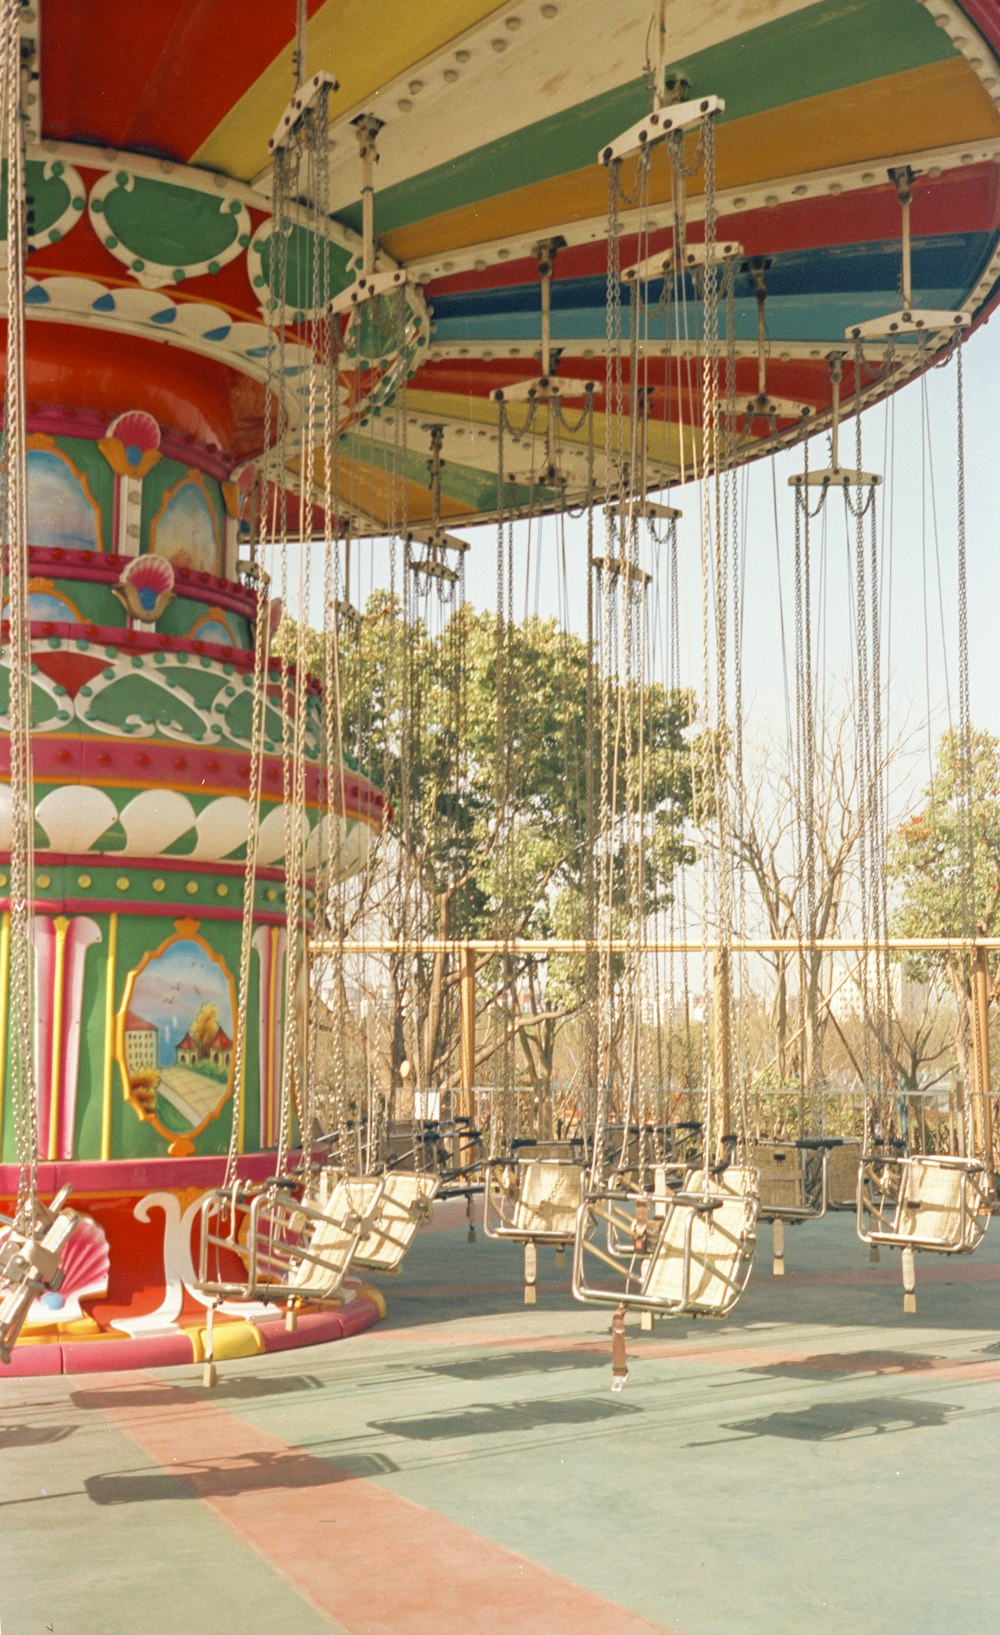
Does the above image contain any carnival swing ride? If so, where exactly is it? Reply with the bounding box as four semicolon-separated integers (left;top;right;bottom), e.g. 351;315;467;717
1;0;1000;1376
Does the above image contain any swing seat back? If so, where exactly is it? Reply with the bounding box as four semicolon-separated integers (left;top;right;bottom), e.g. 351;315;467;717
351;1171;440;1272
642;1167;758;1314
858;1154;990;1253
826;1139;862;1209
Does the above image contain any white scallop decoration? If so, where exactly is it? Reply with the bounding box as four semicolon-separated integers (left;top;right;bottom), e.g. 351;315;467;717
119;789;196;855
35;786;118;854
190;796;251;861
255;804;290;866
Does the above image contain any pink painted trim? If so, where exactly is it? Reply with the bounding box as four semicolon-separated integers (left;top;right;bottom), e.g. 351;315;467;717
27;406;233;481
57;917;103;1159
26;547;258;619
5;739;386;824
33;917;58;1162
0;1149;289;1195
1;1299;380;1375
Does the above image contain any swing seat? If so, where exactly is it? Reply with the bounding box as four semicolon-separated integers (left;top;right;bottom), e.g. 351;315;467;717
642;1167;759;1314
484;1147;586;1244
754;1139;835;1221
195;1173;385;1303
351;1171;440;1273
857;1153;990;1254
0;1187;79;1364
572;1166;758;1318
825;1138;862;1210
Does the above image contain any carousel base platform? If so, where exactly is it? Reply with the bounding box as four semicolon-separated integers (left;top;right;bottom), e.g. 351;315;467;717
2;1283;386;1376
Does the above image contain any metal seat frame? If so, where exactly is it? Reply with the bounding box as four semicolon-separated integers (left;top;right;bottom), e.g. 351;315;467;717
856;1151;991;1311
0;1186;79;1364
571;1165;759;1320
194;1172;386;1305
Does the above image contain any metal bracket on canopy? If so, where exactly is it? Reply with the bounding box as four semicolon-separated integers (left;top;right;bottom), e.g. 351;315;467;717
269;71;339;155
743;259;813;425
406;528;470;586
330;115;412;315
591;555;652;587
788;355;881;490
598;94;724;165
844;168;968;342
622;240;743;284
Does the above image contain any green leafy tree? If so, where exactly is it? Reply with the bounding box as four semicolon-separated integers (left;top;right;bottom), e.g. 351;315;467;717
295;592;699;1102
890;725;1000;1096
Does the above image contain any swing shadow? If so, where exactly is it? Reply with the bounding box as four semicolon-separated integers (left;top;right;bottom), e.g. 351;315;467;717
421;1348;609;1380
70;1373;327;1412
369;1394;638;1441
84;1446;399;1507
688;1394;962;1447
0;1423;77;1448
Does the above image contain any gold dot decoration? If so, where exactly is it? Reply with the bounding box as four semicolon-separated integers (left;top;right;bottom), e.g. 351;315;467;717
152;878;166;893
265;887;277;901
216;883;229;898
0;873;8;887
186;881;199;895
36;874;52;889
116;877;130;891
77;874;92;889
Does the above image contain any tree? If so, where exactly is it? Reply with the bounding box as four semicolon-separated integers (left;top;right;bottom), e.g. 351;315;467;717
292;591;698;1107
189;1003;219;1053
890;725;1000;1107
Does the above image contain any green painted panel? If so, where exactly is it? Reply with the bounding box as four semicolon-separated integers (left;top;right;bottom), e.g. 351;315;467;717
99;175;242;268
338;430;558;514
253;221;353;308
336;0;955;235
141;455;225;572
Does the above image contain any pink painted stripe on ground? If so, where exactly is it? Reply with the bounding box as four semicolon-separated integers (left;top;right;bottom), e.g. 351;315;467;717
91;1375;676;1635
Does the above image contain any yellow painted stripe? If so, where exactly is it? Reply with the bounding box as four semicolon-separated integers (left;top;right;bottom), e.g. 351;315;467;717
325;455;474;525
383;58;999;262
0;911;9;1155
404;389;704;471
100;912;118;1162
194;0;509;179
47;918;70;1162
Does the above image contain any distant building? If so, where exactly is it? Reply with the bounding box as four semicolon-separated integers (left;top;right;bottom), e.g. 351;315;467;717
124;1011;158;1074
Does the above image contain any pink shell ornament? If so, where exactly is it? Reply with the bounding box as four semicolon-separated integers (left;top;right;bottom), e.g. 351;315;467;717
98;410;162;478
26;1213;110;1327
112;552;176;623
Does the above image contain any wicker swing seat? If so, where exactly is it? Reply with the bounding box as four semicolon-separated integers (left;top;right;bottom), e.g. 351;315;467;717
351;1170;440;1273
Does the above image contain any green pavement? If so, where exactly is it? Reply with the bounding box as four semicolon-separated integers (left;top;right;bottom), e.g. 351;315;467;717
2;1205;999;1635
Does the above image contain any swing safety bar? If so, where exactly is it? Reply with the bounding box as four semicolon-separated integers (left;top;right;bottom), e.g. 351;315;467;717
194;1173;387;1304
572;1170;759;1318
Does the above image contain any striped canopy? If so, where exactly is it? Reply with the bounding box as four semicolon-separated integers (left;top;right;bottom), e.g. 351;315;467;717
20;0;1000;526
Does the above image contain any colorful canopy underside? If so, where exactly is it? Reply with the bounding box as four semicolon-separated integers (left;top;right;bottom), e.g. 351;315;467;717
15;0;1000;526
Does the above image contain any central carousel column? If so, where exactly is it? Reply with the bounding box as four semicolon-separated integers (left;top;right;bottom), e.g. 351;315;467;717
0;321;387;1359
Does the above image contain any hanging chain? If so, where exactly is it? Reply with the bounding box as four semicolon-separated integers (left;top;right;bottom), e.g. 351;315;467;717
3;0;38;1223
